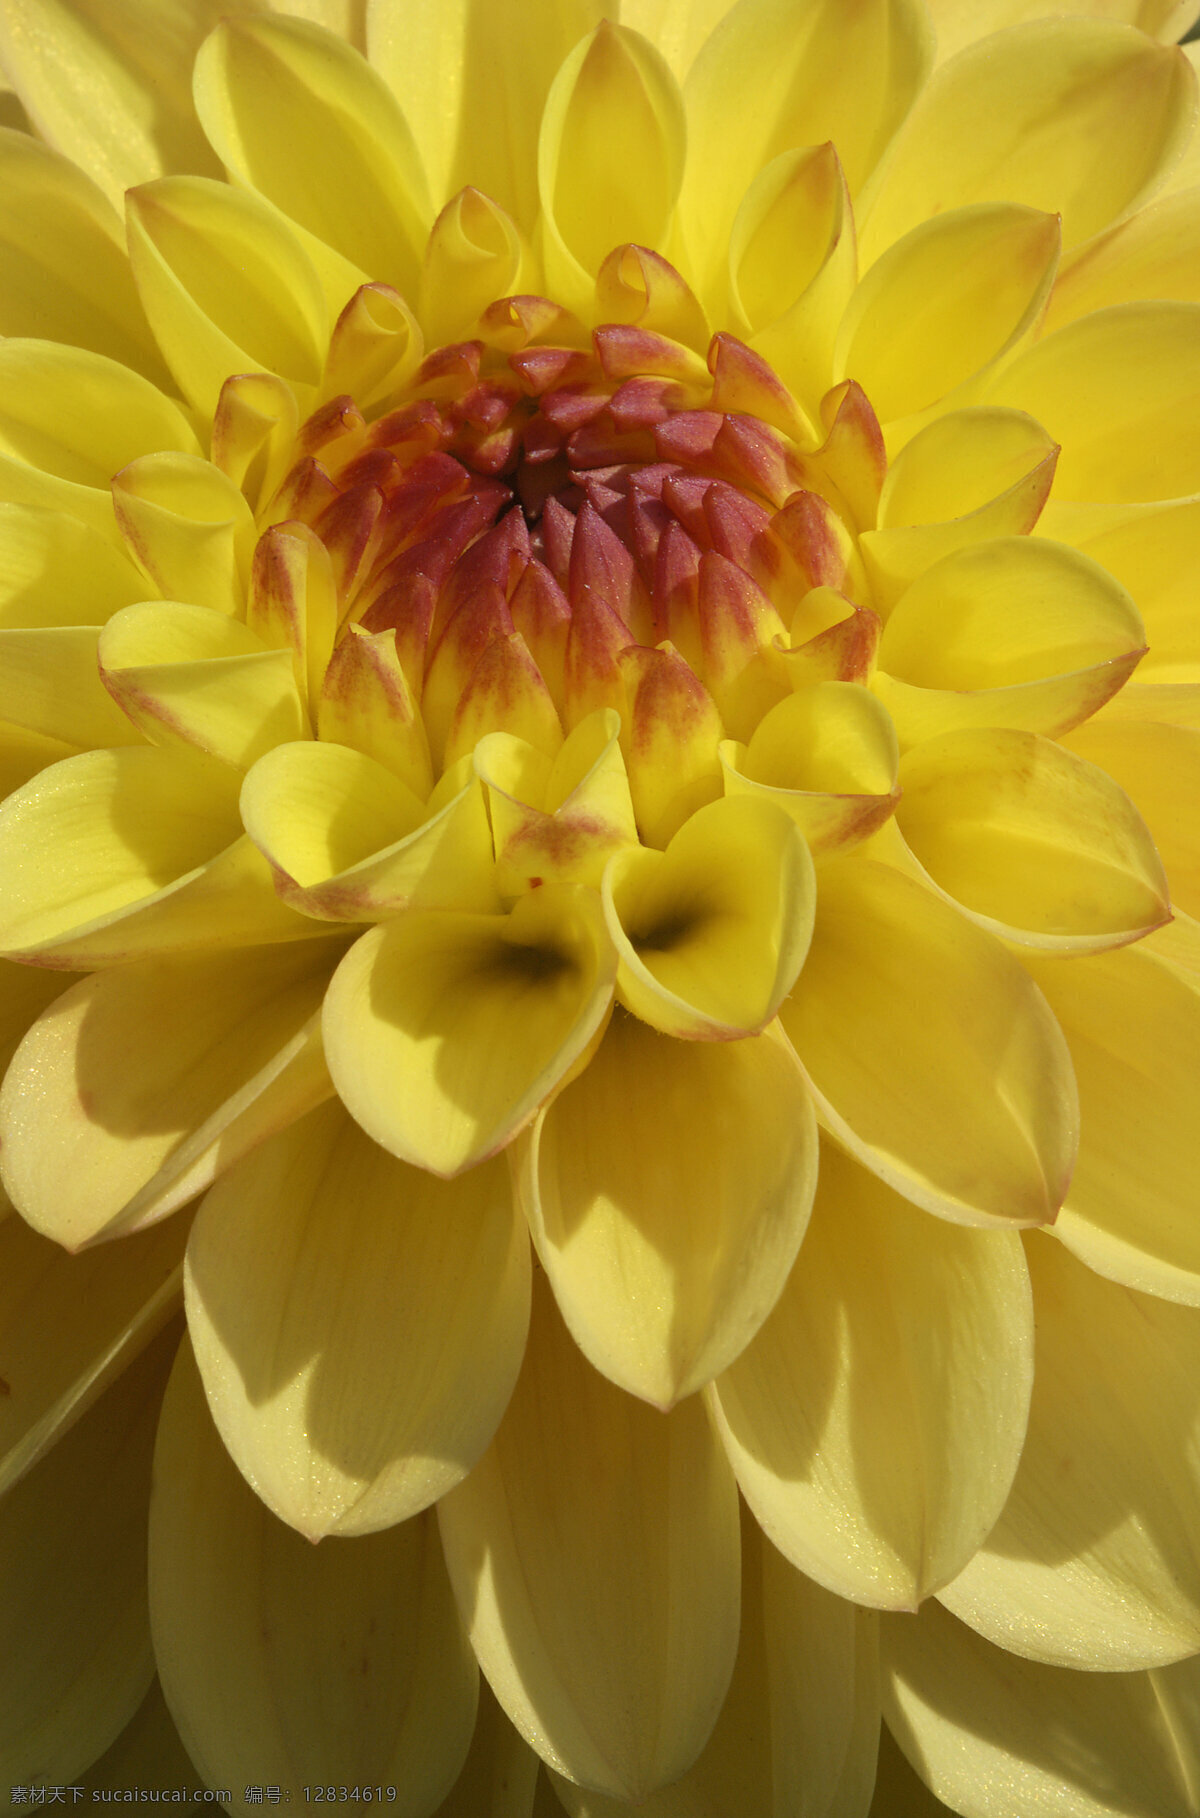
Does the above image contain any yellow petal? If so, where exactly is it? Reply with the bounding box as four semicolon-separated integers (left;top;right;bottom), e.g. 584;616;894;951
1046;184;1200;331
1062;718;1200;914
321;280;423;413
0;747;320;966
713;1140;1033;1609
0;940;340;1247
940;1231;1200;1670
0;626;143;750
861;20;1195;263
780;857;1078;1226
0;1210;186;1495
99;600;307;768
433;1681;541;1818
150;1335;478;1804
882;1597;1200;1818
1040;496;1200;679
862;408;1061;610
111;451;256;616
838;204;1060;430
186;1099;530;1538
894;726;1169;951
982;301;1200;502
874;535;1146;745
368;0;606;222
86;1677;206;1793
240;740;497;917
0;126;168;384
323;886;616;1176
317;621;433;797
538;22;686;314
477;711;639;895
0;0;233;204
0;339;199;540
925;0;1200;65
681;0;932;298
0;502;146;630
549;1508;880;1818
193;14;431;298
721;684;900;856
437;1273;741;1803
127;175;329;419
422;187;530;346
602;794;815;1038
1025;941;1200;1305
516;1009;816;1407
0;1324;175;1784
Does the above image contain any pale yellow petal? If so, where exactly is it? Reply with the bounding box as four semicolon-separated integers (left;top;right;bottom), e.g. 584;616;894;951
0;626;144;749
616;0;736;80
939;1231;1200;1670
186;1099;529;1538
925;0;1200;65
861;21;1195;263
1025;941;1200;1304
1047;184;1200;332
0;1210;186;1495
437;1273;741;1803
0;339;199;541
516;1009;816;1407
1063;718;1200;912
982;302;1200;502
0;940;340;1247
323;887;616;1176
779;858;1078;1227
193;14;431;298
86;1677;206;1792
430;1681;541;1818
0;1325;175;1784
0;502;146;630
150;1335;478;1807
882;1599;1200;1818
713;1140;1033;1609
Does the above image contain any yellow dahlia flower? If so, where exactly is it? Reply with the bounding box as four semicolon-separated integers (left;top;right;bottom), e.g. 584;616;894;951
1;0;1200;1811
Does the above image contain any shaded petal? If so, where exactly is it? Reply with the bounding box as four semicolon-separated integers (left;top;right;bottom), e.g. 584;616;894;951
779;857;1078;1227
193;14;431;298
323;886;616;1176
150;1335;478;1805
1025;940;1200;1303
429;1681;541;1818
0;940;340;1247
1046;184;1200;329
549;1509;880;1818
1039;496;1200;680
982;302;1200;503
925;0;1200;65
86;1677;206;1793
437;1273;741;1803
0;1324;174;1784
0;626;144;750
186;1099;530;1538
1062;718;1200;914
861;21;1195;262
713;1140;1033;1609
0;502;146;630
882;1598;1200;1818
0;1210;186;1494
516;1009;816;1407
939;1231;1200;1669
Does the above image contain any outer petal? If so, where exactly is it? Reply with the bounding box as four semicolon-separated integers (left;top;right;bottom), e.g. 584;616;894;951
779;857;1079;1227
982;302;1200;503
1045;184;1200;329
0;627;144;751
431;1682;541;1818
323;886;616;1176
437;1273;741;1803
882;1599;1200;1818
939;1232;1200;1670
712;1140;1034;1610
516;1010;817;1408
86;1677;207;1793
549;1509;880;1818
1040;496;1200;679
0;1325;174;1785
150;1335;478;1807
925;0;1200;65
1062;719;1200;913
0;502;146;630
0;1210;185;1494
185;1100;530;1539
0;940;340;1247
860;21;1196;262
1023;941;1200;1303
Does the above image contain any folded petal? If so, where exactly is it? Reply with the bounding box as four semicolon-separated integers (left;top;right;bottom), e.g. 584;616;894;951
0;940;340;1247
0;1324;175;1785
150;1335;478;1805
939;1231;1200;1669
861;21;1195;262
0;502;146;630
1040;496;1200;680
516;1009;816;1407
0;626;144;750
779;857;1078;1226
186;1099;530;1539
713;1140;1033;1610
882;1598;1200;1818
110;453;256;616
437;1273;741;1802
1025;941;1200;1304
323;886;616;1176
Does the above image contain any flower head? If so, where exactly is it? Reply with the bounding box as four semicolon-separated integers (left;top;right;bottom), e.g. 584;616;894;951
1;1;1200;1812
